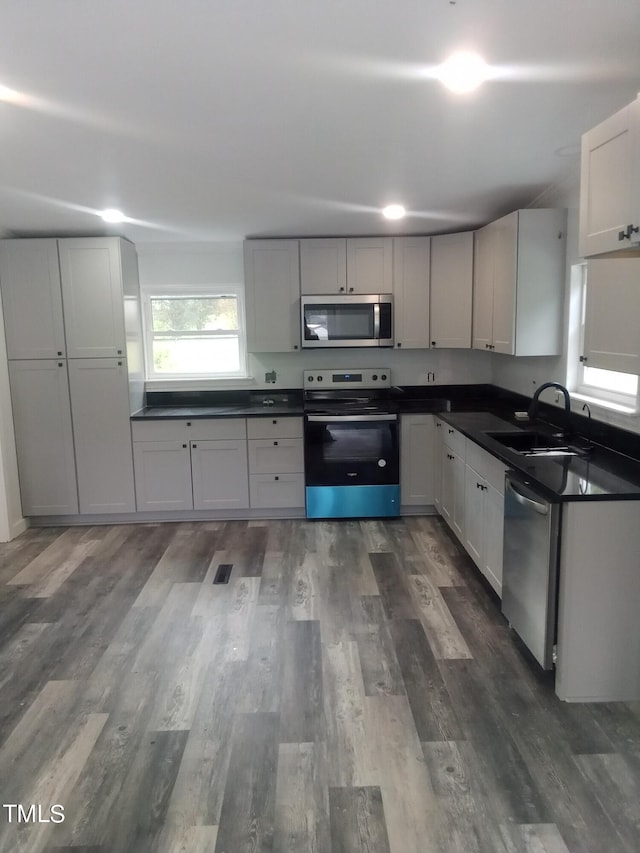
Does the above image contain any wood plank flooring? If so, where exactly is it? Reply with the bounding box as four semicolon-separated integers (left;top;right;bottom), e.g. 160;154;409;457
0;518;639;852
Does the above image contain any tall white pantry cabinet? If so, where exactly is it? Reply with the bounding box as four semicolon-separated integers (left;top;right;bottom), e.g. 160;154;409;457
0;237;143;516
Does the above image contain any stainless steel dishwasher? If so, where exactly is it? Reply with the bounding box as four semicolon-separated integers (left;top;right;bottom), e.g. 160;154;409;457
502;472;562;669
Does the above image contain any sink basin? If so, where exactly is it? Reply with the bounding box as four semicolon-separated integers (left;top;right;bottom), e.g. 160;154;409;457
485;430;589;457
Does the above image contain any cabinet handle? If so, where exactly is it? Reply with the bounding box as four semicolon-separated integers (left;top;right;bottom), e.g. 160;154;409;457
117;349;122;355
293;344;298;349
448;428;454;434
182;443;187;448
274;441;278;446
579;355;587;363
275;475;279;481
192;443;197;449
349;287;354;293
57;351;63;356
618;224;639;241
186;422;191;426
431;341;436;347
397;342;402;348
272;419;277;425
58;362;64;367
339;286;345;292
118;361;123;366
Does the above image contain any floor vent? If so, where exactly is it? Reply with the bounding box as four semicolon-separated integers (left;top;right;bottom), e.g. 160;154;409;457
213;563;233;584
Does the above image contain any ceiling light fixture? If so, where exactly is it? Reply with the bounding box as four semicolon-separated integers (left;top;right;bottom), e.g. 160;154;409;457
437;51;490;93
382;204;406;220
100;208;126;223
0;84;25;104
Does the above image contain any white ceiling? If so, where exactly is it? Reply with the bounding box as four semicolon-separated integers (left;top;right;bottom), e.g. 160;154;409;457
1;0;640;244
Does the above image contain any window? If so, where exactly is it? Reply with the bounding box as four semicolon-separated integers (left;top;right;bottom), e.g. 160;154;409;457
142;285;247;379
574;263;639;411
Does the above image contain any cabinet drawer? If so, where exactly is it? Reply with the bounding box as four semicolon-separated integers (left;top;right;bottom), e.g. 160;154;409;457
247;417;303;440
466;440;508;493
249;473;305;509
132;417;247;442
442;423;466;457
248;438;304;474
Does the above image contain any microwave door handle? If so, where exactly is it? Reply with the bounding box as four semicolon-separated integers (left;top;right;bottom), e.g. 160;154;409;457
373;302;380;338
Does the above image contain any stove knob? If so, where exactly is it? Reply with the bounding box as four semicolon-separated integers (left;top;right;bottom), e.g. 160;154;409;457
317;375;323;382
372;374;378;381
308;376;314;382
381;373;387;381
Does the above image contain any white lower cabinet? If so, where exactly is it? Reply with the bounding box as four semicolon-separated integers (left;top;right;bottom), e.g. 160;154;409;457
132;418;249;512
8;359;79;515
437;421;507;596
247;417;304;509
433;419;444;513
400;414;435;506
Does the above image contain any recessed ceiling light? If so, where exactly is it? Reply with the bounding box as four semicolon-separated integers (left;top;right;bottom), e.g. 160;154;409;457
100;208;126;223
437;51;489;93
383;204;406;220
0;84;25;104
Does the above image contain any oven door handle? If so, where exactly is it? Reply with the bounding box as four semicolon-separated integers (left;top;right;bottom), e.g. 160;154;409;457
306;414;397;423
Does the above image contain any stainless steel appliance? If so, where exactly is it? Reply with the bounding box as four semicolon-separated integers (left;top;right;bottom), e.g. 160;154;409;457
301;294;393;348
303;368;399;518
502;472;562;669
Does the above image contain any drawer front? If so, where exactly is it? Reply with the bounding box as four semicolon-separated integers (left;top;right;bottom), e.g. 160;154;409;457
442;423;466;457
132;417;246;442
249;473;305;508
247;417;303;440
248;438;304;474
466;440;508;493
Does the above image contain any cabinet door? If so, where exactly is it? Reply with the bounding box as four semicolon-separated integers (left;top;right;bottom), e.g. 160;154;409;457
68;358;136;513
472;225;494;351
464;465;485;567
346;237;393;294
440;444;455;527
579;98;640;257
299;239;347;294
483;483;504;596
451;448;466;541
8;360;78;515
400;414;434;505
491;212;518;355
583;257;640;375
191;440;249;510
59;238;126;358
430;232;473;348
393;237;430;349
244;240;300;352
433;419;443;513
133;441;193;511
0;239;67;359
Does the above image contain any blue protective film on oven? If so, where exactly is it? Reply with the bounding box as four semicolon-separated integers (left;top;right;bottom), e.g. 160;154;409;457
305;485;400;519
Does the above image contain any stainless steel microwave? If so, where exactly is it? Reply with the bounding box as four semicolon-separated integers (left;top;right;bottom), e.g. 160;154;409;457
301;294;393;348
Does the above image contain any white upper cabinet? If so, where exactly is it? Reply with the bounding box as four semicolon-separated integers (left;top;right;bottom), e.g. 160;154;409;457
300;237;393;294
472;209;566;357
299;238;347;294
393;237;430;349
430;231;473;349
59;238;128;358
583;257;640;375
579;96;640;257
244;239;301;352
0;239;67;359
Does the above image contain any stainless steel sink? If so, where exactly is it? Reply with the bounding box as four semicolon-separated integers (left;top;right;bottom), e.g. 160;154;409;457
485;430;589;458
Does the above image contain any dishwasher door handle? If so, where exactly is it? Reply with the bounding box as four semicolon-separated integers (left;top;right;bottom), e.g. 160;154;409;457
506;479;549;515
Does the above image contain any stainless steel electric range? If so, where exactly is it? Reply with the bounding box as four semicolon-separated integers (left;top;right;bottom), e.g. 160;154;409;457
303;368;399;519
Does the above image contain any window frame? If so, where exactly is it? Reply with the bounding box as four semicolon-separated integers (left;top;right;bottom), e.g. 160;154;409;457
573;262;640;413
141;283;248;381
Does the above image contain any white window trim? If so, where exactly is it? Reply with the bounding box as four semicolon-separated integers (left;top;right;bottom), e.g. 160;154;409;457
141;283;249;382
571;263;640;415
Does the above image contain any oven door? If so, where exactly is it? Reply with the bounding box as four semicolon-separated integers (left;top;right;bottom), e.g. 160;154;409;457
304;413;400;518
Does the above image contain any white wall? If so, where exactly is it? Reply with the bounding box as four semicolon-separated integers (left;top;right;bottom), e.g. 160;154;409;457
136;241;493;390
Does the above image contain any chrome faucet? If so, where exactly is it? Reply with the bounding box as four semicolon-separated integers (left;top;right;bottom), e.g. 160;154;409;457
527;381;572;424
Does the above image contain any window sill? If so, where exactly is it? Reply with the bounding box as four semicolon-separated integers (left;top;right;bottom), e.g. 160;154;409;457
144;376;256;391
571;391;639;417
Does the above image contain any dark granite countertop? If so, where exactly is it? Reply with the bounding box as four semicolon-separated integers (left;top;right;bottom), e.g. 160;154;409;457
438;410;640;502
131;404;304;420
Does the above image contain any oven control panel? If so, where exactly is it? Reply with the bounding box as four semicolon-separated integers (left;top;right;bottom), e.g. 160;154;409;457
303;369;391;388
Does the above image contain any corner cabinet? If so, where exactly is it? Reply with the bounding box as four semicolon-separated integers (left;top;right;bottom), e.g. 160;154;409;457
393;237;430;350
472;209;566;356
244;240;301;352
429;232;473;349
579;96;640;258
582;257;640;375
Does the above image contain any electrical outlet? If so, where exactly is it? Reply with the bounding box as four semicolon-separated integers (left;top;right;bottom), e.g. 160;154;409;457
265;370;277;384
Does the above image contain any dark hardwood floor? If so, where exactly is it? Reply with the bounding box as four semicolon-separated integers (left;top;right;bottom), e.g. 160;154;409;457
0;517;639;852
